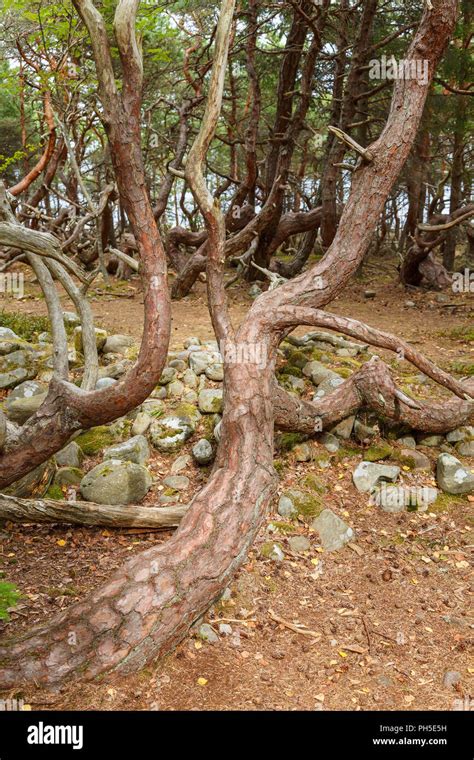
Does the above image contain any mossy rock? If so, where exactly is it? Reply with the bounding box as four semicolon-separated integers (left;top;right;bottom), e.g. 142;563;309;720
277;365;304;379
75;426;119;456
174;402;201;428
283;488;323;521
54;467;84;487
365;441;394;462
302;473;326;494
277;432;307;452
260;541;284;560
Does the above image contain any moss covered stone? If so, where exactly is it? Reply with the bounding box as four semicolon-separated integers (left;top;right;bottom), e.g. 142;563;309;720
302;473;326;494
283;488;323;520
75;426;119;456
365;441;394;462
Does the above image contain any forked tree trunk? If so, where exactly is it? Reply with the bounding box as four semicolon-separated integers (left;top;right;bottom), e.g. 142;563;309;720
0;0;460;689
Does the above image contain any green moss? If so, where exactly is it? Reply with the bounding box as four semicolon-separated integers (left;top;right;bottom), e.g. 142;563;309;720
273;458;285;474
335;445;360;460
75;426;118;455
277;365;304;379
337;367;353;379
365;441;394;462
0;310;49;341
302;473;326;494
451;361;474;377
174;402;201;426
284;489;323;520
260;541;284;559
277;432;306;452
428;492;469;514
449;326;474;343
45;484;64;500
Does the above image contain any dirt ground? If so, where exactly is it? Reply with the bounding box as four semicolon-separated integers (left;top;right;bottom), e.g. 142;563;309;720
0;264;472;711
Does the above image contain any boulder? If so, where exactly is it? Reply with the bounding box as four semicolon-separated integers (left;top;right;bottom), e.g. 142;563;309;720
352;461;400;492
192;438;213;465
103;435;150;465
73;326;107;353
312;509;353;551
436;453;474;494
80;460;152;504
102;334;134;355
198;388;223;414
149;415;194;452
277;495;298;519
3;380;47;423
162;475;189;491
55;441;83;468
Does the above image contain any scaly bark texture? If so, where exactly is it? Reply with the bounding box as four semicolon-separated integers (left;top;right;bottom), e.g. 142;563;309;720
0;0;460;689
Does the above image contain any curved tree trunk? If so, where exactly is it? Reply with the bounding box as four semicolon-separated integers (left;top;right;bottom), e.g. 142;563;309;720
0;0;459;690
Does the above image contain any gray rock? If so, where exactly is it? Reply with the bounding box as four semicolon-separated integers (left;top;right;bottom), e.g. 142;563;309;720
103;435;150;465
189;350;217;375
336;347;359;358
198;623;219;643
169;359;187;372
0;349;39;375
436;453;474;494
141;399;165;417
3;380;47;423
304;361;341;386
102;334;134;355
183;390;198;404
38;332;52;344
277;495;298;519
63;311;81;326
162;475;189;491
313;375;344;399
288;535;311;553
131;412;152;436
167;380;184;397
55;441;83;469
171;454;192;474
219;623;233;636
443;670;461;689
183;336;201;348
55;466;83;487
319;432;340;453
151;385;167;399
284;375;306;394
80;460;152;504
456;440;474;457
293;442;312;462
158;367;177;385
248;283;262;299
330;415;355;440
0;327;24;355
260;541;285;561
0;367;35;389
149;416;194;452
352;461;401;492
192;438;213;465
205;363;224;381
354;420;378;443
198;388;223;413
74;326;107;352
95;377;117;390
183;368;198;388
418;435;445;447
446;426;473;443
400;448;431;470
397;435;417;449
312;509;353;551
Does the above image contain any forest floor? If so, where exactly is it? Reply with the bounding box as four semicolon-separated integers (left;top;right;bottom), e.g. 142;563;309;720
0;261;473;712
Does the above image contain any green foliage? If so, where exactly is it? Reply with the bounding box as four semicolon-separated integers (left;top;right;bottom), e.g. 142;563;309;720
0;310;49;341
0;578;21;621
